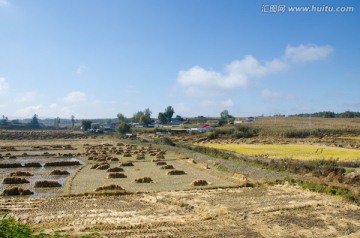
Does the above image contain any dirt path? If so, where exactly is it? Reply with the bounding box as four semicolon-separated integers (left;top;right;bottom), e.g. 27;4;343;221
1;184;359;237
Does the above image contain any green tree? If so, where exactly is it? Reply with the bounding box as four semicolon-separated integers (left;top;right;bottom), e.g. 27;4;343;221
133;108;152;125
117;113;127;123
158;112;167;124
81;120;92;131
340;111;355;118
144;108;152;120
54;117;61;128
30;114;40;128
0;115;8;125
71;115;75;129
164;106;174;123
220;110;234;124
220;110;229;119
132;111;145;123
116;122;131;134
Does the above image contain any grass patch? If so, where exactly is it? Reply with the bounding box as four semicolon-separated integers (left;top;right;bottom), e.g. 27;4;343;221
285;178;359;205
0;218;102;237
215;164;229;172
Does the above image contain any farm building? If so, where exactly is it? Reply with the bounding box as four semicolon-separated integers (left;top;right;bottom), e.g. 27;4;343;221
188;124;214;133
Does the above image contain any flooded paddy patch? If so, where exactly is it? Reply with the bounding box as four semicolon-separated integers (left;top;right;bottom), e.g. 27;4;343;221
0;156;83;197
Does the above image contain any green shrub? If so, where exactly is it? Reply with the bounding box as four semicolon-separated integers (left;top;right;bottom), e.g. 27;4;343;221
0;218;100;237
0;218;33;238
205;131;217;139
155;136;176;146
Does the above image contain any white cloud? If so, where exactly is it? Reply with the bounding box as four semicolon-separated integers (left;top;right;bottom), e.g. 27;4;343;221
177;44;332;97
14;104;75;118
174;103;191;114
177;56;286;96
14;104;45;118
64;91;87;103
0;0;9;7
199;99;234;108
14;91;36;103
261;88;297;100
285;44;333;63
0;77;9;94
76;65;88;76
262;89;281;99
221;99;234;107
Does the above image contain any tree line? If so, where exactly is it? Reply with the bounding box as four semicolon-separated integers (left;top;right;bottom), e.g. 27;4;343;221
289;111;360;118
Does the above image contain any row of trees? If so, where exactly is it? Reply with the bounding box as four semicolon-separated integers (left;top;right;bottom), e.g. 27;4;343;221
117;106;176;125
1;114;77;129
289;111;360;118
115;106;175;135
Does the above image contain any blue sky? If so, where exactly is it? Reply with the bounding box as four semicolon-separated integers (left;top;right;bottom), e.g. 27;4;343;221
0;0;359;119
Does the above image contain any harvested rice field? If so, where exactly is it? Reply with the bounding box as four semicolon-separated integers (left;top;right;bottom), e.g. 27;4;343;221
69;160;237;194
0;130;359;237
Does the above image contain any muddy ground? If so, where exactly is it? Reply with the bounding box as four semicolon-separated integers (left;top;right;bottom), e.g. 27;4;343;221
0;131;359;237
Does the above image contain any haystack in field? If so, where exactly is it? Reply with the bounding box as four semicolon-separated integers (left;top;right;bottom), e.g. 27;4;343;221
3;177;30;184
167;170;186;175
160;165;174;170
24;162;42;167
136;154;145;160
34;180;62;188
2;187;34;196
95;184;124;192
191;179;208;186
155;154;165;160
134;177;153;183
9;171;33;177
44;161;81;166
121;162;134;166
49;170;70;175
107;167;124;172
107;172;127;178
96;164;110;170
0;163;22;168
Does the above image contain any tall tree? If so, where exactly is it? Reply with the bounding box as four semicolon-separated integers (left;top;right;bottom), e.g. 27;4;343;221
144;108;152;119
81;120;92;131
158;112;167;124
164;106;175;123
220;110;229;120
54;117;61;128
220;110;234;124
116;122;131;134
117;113;127;123
133;108;152;124
0;115;8;125
132;111;145;123
30;114;40;128
71;115;75;129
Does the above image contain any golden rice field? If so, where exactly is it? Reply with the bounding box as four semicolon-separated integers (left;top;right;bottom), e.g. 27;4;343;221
200;143;360;161
340;136;360;141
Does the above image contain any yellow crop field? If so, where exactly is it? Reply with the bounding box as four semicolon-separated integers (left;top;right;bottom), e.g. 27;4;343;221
339;136;360;141
200;143;360;161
